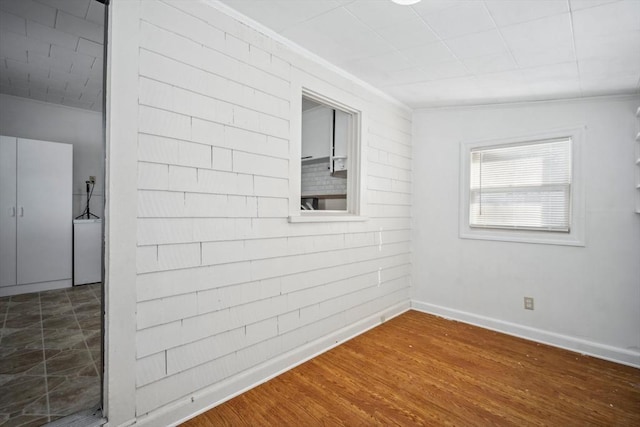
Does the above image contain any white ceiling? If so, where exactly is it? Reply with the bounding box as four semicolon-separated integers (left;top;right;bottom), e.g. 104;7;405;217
220;0;640;108
0;0;637;111
0;0;104;112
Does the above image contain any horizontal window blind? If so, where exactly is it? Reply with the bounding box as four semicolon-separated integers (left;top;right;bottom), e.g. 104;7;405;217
469;138;572;232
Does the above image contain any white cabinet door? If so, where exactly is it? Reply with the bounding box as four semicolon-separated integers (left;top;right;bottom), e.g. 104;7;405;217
16;139;72;285
0;136;17;288
302;106;332;160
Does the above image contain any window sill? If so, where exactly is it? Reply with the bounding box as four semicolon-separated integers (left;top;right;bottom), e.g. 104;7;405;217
288;213;368;223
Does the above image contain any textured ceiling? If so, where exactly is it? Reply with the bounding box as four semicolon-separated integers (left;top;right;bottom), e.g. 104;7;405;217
220;0;640;108
1;1;637;111
0;0;104;112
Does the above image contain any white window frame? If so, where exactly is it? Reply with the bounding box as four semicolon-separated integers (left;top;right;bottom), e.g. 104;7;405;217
459;126;585;246
288;78;367;223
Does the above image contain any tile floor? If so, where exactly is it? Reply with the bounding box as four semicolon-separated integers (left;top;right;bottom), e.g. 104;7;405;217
0;284;102;427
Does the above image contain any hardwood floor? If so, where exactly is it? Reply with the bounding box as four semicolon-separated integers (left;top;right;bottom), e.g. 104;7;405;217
183;310;640;426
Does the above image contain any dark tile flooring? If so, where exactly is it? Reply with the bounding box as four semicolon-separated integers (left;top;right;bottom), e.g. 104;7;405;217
0;284;102;427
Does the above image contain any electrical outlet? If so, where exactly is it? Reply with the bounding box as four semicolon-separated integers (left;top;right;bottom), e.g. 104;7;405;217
524;297;534;310
89;176;96;183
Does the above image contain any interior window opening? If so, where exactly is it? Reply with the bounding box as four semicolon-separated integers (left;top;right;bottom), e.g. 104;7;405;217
300;95;353;212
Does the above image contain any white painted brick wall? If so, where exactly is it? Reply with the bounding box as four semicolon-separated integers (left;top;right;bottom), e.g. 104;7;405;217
137;219;194;246
166;327;245;375
197;170;253;196
137;261;253;302
139;105;190;141
137;134;178;164
141;1;226;52
132;0;413;419
246;317;279;346
179;142;212;169
191;118;224;146
168;165;197;192
232;151;288;179
136;320;182;359
138;163;168;191
138;191;185;218
211;147;232;171
137;293;198;331
136;246;158;274
257;197;288;218
193;218;251;242
157;242;201;271
136;352;166;388
254;176;288;197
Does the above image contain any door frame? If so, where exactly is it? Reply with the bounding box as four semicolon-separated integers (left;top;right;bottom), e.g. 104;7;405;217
102;0;139;425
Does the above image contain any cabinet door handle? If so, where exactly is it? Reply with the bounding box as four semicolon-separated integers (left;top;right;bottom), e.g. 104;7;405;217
10;207;16;217
19;207;24;217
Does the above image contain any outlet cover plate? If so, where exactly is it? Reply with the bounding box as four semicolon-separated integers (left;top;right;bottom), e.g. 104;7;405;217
524;297;534;310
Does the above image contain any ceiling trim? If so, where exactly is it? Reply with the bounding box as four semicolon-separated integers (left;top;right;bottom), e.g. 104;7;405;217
413;92;640;113
205;0;412;113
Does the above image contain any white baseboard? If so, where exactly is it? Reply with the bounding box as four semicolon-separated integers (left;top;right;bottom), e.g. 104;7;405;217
0;279;71;297
136;300;411;427
411;300;640;369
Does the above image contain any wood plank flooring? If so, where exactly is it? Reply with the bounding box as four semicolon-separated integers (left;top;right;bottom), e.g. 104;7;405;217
183;310;640;426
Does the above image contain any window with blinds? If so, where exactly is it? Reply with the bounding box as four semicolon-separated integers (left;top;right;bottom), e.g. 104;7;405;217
469;138;572;232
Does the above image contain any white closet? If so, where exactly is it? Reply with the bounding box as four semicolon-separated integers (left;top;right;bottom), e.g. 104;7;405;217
0;135;73;296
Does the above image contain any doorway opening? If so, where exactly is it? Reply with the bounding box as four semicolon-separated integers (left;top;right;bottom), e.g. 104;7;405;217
0;0;107;424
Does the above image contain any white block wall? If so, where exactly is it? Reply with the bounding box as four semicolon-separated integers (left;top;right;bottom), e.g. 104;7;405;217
131;0;412;421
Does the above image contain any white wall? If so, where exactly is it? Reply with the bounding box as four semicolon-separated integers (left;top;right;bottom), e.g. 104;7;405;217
0;94;104;218
105;1;412;425
412;95;640;367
